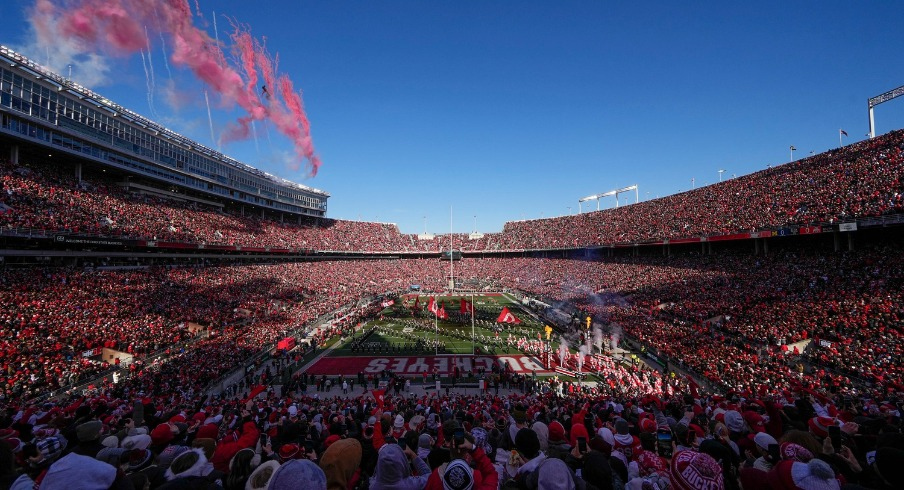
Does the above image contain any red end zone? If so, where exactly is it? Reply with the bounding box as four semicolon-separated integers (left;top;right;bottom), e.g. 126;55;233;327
306;355;551;376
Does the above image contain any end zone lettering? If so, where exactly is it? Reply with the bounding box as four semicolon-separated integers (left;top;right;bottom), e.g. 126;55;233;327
307;355;549;375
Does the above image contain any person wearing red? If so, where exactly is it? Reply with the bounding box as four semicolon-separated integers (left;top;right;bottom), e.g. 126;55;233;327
425;430;498;490
210;409;260;473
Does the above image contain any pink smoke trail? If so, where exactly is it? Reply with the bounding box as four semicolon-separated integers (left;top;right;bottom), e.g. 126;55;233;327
32;0;321;176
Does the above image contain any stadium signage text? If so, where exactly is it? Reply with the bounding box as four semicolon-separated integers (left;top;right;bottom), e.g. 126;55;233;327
307;355;550;375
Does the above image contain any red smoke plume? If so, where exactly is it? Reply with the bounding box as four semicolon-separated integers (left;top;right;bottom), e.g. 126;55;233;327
32;0;321;176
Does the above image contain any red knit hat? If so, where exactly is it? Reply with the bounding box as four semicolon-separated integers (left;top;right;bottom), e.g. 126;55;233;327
548;421;566;442
688;424;704;439
324;434;341;448
779;442;814;462
278;443;301;461
569;421;589;448
807;416;835;438
766;459;839;490
639;418;657;434
670;450;724;490
636;450;668;477
743;411;766;433
150;423;174;446
196;424;219;440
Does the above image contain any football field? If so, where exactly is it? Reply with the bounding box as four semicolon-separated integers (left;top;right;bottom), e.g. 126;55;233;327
307;293;554;375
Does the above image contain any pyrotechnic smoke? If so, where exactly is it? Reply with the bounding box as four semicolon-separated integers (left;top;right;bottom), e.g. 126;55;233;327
139;49;155;117
592;326;603;353
30;0;322;176
557;338;569;369
577;345;587;372
143;26;157;117
610;323;622;351
204;90;217;149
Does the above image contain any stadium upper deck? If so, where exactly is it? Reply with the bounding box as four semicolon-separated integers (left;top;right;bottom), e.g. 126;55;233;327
0;45;328;218
3;128;902;255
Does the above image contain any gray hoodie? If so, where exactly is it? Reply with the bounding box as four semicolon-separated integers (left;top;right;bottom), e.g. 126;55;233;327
369;443;431;490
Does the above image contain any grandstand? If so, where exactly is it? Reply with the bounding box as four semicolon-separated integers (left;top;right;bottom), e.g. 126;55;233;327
0;45;328;221
0;40;903;490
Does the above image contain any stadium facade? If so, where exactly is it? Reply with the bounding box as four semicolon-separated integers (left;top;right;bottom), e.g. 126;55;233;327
0;45;328;219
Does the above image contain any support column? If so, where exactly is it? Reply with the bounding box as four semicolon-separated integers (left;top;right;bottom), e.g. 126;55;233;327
833;230;840;252
754;238;760;256
763;239;769;256
10;145;19;165
75;162;82;183
869;106;875;139
847;232;854;251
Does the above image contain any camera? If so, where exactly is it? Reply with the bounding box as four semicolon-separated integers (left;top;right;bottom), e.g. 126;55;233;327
453;428;465;445
656;428;673;458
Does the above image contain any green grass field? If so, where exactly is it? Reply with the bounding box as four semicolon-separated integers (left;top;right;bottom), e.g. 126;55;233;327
329;293;547;357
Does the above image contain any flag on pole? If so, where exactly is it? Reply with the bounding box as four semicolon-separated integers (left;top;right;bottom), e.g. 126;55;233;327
460;298;473;315
428;297;438;315
412;296;420;310
790;145;797;151
438;302;448;320
840;129;848;136
372;389;385;409
496;307;522;324
686;375;699;399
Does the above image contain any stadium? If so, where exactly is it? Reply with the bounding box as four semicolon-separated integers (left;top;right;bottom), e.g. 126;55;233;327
1;2;903;490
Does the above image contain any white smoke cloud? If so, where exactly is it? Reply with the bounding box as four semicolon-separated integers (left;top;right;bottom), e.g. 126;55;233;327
14;5;112;88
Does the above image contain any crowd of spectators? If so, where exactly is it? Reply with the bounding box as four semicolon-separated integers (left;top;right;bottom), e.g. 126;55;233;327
493;130;904;249
0;259;447;402
0;367;901;489
449;249;903;398
0;126;902;488
1;245;900;407
3;129;903;252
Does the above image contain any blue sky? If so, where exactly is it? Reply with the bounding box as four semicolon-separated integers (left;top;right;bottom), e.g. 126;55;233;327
5;1;904;233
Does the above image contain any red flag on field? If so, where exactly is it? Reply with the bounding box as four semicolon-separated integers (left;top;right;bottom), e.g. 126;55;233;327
413;296;420;310
428;297;438;315
372;389;385;409
496;307;521;324
438;302;449;320
381;299;395;308
460;298;473;314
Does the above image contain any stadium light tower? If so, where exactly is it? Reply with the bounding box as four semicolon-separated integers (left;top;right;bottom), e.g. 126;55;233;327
579;185;637;210
718;169;725;182
868;84;904;138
